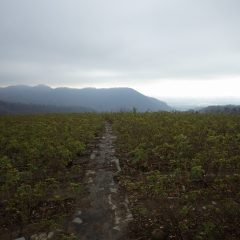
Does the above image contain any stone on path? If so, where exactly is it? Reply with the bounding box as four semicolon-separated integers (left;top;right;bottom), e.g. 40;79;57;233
86;170;96;176
31;233;49;240
110;187;117;193
47;232;54;239
72;217;83;224
30;232;54;240
75;210;82;216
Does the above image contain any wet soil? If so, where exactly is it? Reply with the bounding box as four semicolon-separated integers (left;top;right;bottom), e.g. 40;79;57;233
67;122;133;240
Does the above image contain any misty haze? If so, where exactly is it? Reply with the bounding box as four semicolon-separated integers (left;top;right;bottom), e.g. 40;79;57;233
0;1;240;240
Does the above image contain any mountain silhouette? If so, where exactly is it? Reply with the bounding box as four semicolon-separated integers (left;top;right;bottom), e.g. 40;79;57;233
0;85;171;112
199;105;240;114
0;100;92;115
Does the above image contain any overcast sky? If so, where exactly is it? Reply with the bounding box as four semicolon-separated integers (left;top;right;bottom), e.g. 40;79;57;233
0;0;240;98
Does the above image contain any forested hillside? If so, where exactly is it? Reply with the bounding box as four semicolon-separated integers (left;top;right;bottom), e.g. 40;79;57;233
0;100;92;115
200;105;240;114
0;85;171;112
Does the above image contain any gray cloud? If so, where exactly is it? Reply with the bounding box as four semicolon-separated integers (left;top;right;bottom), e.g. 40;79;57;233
0;0;240;88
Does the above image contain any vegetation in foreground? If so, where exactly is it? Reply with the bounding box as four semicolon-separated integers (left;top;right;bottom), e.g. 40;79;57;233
0;112;239;239
111;112;240;239
0;114;104;238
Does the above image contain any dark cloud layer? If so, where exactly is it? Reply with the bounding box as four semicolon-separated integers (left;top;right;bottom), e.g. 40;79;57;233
0;0;240;94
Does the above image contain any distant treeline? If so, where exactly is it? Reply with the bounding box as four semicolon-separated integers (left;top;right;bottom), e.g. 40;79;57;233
0;100;92;115
199;105;240;114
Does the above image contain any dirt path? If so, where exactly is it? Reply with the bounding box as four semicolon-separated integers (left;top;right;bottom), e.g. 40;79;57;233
68;122;133;240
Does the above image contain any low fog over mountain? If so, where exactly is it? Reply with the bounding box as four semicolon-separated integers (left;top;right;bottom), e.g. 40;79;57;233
0;85;171;113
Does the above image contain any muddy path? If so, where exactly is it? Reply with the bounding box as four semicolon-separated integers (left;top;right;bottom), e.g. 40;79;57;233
68;122;133;240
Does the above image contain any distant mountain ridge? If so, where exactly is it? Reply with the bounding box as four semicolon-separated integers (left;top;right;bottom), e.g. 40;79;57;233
0;100;92;115
199;105;240;114
0;85;171;112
